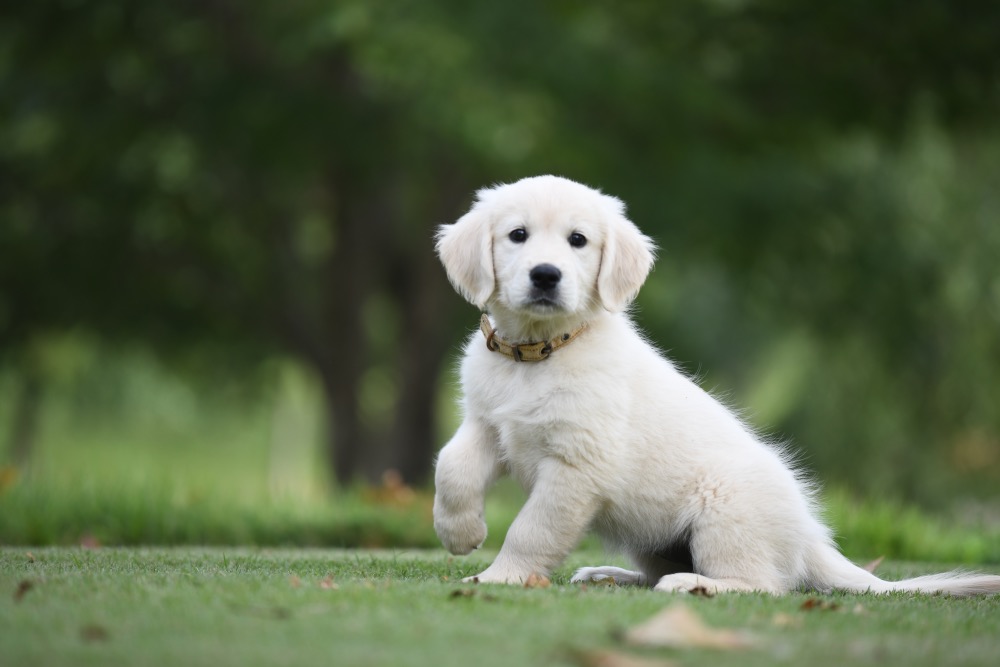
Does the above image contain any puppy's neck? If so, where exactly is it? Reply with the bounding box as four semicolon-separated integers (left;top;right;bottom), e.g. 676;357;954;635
484;303;601;345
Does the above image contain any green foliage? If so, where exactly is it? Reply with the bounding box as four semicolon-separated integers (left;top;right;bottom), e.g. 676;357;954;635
825;491;1000;565
3;476;999;564
0;482;439;550
2;339;998;562
2;1;999;493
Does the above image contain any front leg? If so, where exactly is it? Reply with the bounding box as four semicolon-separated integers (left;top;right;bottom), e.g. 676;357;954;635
469;457;601;584
434;418;503;555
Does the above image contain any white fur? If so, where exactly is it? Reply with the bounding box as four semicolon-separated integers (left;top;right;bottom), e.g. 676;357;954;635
433;175;1000;596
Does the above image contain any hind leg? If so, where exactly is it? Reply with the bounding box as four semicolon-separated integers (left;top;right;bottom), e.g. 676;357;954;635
571;550;691;587
650;512;793;594
571;566;647;586
653;572;764;594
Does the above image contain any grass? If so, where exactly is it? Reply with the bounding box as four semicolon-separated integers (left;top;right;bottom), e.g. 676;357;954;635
3;346;1000;563
3;347;1000;665
3;474;1000;566
2;547;999;667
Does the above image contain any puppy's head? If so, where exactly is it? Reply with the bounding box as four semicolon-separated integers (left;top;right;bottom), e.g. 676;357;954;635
436;175;655;319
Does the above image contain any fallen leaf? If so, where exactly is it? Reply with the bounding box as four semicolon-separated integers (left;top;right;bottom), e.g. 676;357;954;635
862;556;885;574
80;625;109;642
0;464;18;491
448;588;497;602
571;648;677;667
362;469;419;507
624;603;754;650
14;580;34;602
799;598;841;612
688;585;715;598
771;612;802;628
319;575;339;590
79;534;101;550
579;576;618;592
524;573;552;589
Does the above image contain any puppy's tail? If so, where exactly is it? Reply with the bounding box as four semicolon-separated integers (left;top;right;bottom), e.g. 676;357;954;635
807;543;1000;597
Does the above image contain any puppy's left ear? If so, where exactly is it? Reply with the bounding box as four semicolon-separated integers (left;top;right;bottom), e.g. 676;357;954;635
435;201;495;309
597;195;656;312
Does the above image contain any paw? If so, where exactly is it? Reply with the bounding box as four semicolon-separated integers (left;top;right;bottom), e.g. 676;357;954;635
571;566;646;586
462;565;536;585
653;573;719;595
433;510;487;556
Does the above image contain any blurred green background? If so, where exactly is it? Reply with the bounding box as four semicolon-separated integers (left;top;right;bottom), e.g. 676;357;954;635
1;1;999;549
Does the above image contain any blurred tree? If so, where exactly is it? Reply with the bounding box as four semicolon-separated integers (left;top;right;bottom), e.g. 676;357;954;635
0;0;481;484
2;0;998;496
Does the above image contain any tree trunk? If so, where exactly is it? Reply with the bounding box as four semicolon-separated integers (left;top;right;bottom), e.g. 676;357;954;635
387;244;454;484
8;370;42;467
318;364;365;487
385;172;472;485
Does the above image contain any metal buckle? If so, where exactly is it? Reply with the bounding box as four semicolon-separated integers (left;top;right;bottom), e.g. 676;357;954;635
485;328;500;352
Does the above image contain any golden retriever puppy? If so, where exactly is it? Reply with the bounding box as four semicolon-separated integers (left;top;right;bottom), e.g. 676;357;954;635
433;175;1000;595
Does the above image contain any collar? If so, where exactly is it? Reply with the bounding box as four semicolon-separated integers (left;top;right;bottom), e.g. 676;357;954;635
479;313;587;362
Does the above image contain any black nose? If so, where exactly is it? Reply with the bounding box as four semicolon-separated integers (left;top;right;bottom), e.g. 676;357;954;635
530;264;562;290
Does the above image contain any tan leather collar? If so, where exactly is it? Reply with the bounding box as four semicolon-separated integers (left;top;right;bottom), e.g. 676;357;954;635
479;313;587;362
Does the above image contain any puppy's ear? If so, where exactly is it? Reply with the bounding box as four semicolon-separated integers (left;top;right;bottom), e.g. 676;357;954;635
435;202;495;309
597;196;656;312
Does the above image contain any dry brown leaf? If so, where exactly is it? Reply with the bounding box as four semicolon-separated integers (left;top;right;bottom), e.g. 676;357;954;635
572;648;677;667
448;588;497;602
0;464;18;491
524;573;552;589
363;469;419;507
624;603;754;650
80;624;110;642
688;585;715;598
318;575;339;590
862;556;885;574
14;580;34;602
799;598;841;612
771;612;803;628
79;534;101;550
580;577;618;592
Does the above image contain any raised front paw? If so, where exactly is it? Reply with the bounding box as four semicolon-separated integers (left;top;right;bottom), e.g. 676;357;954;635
434;509;487;556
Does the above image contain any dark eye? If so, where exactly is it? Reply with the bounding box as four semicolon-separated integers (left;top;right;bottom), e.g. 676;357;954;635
509;228;528;243
568;232;587;248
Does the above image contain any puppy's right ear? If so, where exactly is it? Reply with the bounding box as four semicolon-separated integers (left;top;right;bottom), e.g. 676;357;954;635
435;203;495;309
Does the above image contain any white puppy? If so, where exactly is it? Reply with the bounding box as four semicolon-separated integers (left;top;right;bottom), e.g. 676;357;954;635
433;175;1000;595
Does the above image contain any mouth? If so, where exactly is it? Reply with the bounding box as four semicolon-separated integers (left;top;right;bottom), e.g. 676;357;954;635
525;294;563;310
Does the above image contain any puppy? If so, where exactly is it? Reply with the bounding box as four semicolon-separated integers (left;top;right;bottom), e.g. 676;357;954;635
433;175;1000;595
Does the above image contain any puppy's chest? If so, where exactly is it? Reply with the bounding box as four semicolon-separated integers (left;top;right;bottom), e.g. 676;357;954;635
467;366;609;471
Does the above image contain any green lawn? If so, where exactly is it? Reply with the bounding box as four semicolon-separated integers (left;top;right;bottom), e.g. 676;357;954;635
3;548;999;667
3;354;1000;665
